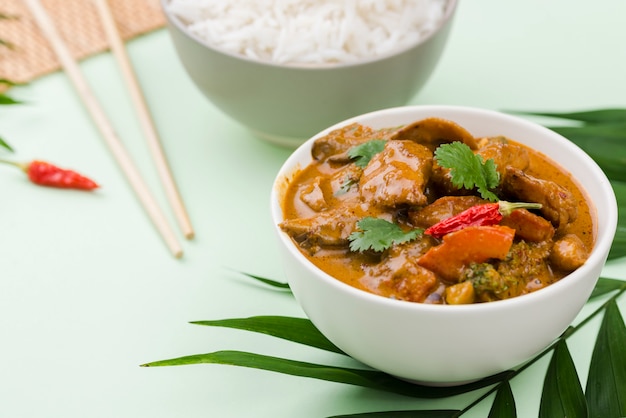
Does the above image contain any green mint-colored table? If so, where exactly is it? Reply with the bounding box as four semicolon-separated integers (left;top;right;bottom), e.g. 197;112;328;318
1;1;625;416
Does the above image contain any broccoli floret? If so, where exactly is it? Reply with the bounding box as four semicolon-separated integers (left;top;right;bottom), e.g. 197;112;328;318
462;262;518;301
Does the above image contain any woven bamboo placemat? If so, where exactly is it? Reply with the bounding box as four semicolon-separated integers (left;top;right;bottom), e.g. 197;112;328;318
0;0;165;85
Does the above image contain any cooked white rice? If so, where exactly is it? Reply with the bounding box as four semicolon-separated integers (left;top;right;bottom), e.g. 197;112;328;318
167;0;448;66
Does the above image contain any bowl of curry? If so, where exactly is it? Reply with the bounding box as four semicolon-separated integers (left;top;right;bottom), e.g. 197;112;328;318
270;105;617;384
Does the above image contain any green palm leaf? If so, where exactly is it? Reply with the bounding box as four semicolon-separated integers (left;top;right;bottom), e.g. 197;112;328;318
141;350;510;399
191;316;344;354
0;93;20;105
585;299;626;417
516;108;626;124
539;340;587;418
512;108;626;182
0;13;17;50
0;78;19;86
0;80;26;107
488;380;516;418
142;256;626;416
610;227;626;261
143;107;626;417
0;39;14;49
548;125;626;182
0;136;14;152
328;410;461;418
609;181;626;260
240;271;291;290
589;277;626;300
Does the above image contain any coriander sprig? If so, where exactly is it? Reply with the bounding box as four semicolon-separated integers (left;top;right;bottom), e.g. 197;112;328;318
347;139;387;168
434;141;500;201
337;139;387;195
348;217;423;252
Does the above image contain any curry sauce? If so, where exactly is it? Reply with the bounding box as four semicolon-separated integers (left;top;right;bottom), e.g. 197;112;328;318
280;118;595;304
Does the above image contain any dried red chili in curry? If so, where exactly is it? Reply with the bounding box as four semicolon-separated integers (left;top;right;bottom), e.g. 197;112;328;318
423;201;542;239
279;118;594;305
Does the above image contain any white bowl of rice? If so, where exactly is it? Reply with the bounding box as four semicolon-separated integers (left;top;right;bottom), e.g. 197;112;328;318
161;0;458;147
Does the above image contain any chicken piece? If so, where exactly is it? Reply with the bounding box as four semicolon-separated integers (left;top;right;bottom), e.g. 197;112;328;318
375;265;438;303
359;140;433;208
279;202;365;249
294;165;363;213
475;138;530;178
386;233;437;260
502;167;578;230
311;123;376;161
500;208;555;242
550;234;589;272
298;177;328;212
363;238;437;302
389;117;479;150
408;195;487;228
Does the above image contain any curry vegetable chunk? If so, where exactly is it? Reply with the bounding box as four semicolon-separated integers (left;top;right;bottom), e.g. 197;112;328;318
279;118;594;304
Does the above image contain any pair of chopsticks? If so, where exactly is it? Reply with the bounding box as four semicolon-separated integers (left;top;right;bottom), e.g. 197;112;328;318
24;0;193;258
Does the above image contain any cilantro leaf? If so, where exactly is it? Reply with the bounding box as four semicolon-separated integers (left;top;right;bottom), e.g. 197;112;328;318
335;176;357;196
434;142;500;201
349;217;423;252
347;139;387;168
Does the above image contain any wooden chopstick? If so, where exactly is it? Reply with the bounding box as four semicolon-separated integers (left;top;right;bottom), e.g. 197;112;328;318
24;0;184;258
92;0;194;239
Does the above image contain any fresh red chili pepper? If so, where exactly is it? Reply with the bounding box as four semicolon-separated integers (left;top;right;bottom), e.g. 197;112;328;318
424;201;542;239
0;159;99;190
26;160;99;190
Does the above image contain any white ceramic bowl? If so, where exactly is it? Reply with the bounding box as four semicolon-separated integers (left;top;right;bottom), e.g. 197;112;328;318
270;105;617;385
161;0;458;147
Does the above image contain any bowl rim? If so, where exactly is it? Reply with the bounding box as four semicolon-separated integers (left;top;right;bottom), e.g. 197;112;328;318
160;0;459;70
271;104;618;314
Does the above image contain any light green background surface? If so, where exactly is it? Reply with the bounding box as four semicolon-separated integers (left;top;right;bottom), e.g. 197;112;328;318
1;1;625;417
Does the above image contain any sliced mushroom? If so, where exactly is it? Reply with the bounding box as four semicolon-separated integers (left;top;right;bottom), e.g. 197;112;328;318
408;195;486;228
475;138;530;178
279;200;365;249
389;117;479;150
311;123;376;161
298;177;328;212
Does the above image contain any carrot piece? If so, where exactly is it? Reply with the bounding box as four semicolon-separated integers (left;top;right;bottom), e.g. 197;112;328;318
417;225;516;282
500;208;555;242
